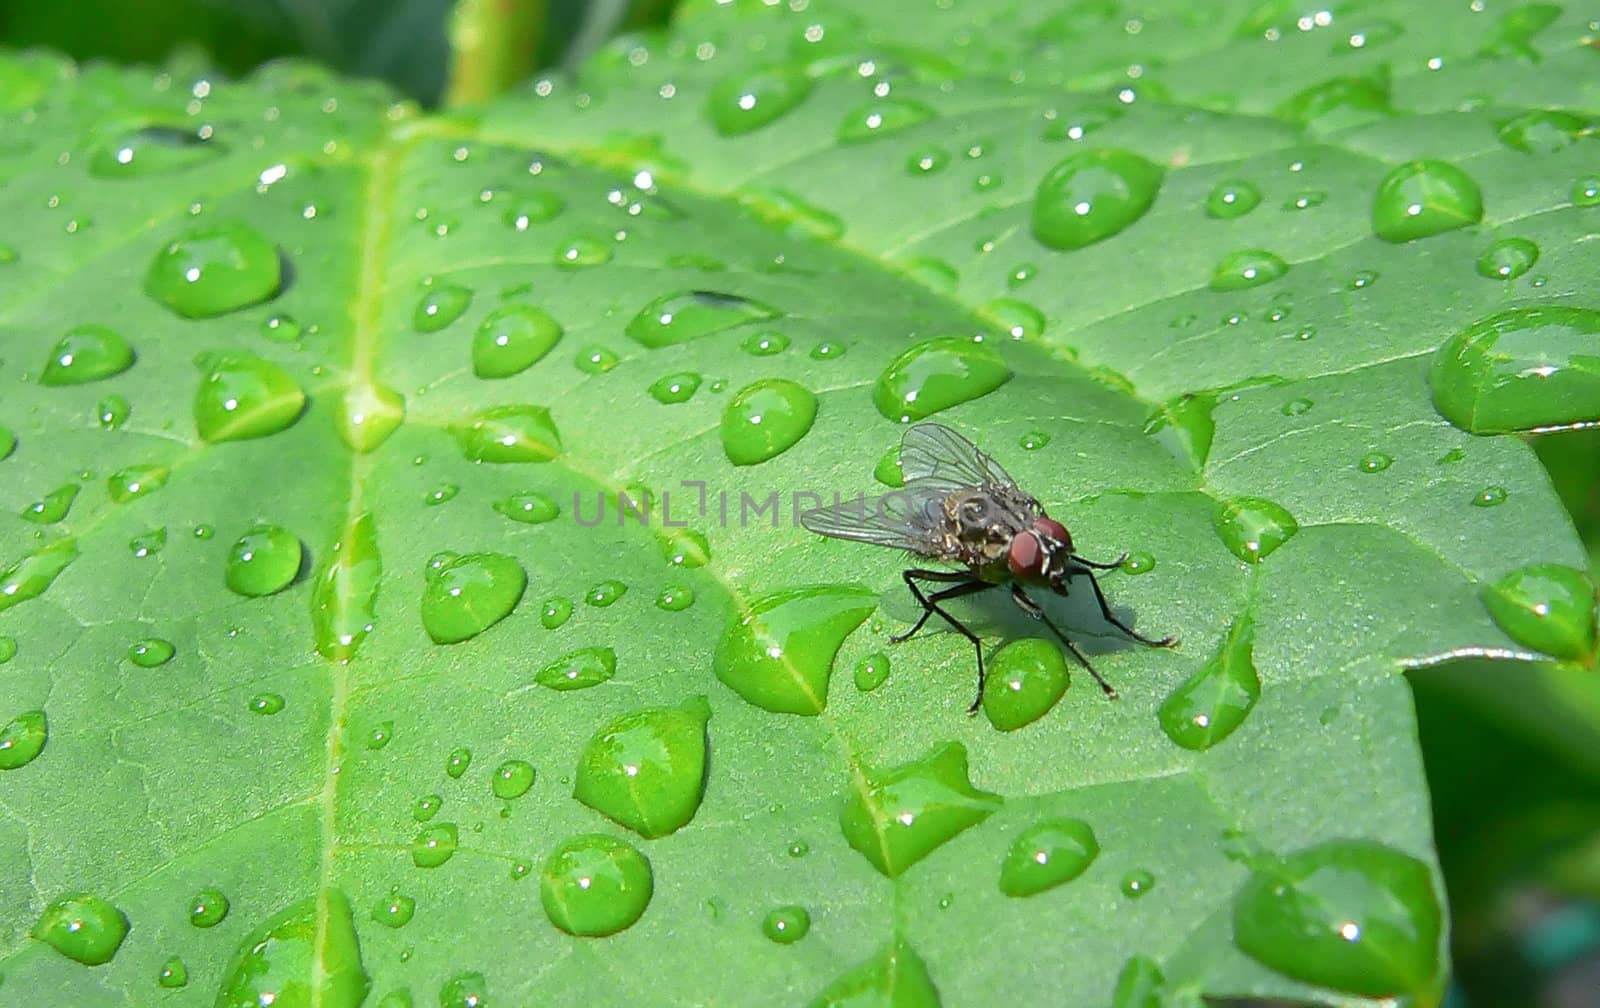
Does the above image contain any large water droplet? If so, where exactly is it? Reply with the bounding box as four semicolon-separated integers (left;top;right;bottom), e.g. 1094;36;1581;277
1275;76;1391;130
626;291;781;349
0;710;48;770
337;382;404;453
720;379;817;466
573;696;710;838
1214;497;1299;563
145;220;281;318
1481;564;1596;662
451;405;561;462
412;284;472;333
839;741;1003;878
540;834;653;937
854;652;891;692
421;552;525;644
982;638;1069;731
504;190;565;230
1371;160;1484;242
1233;839;1442;997
1031;149;1163;250
214;891;369;1007
813;938;940;1007
194;354;306;442
837;99;936;143
1158;615;1259;750
1475;237;1539;280
31;892;127;964
129;638;176;667
1143;392;1216;469
1429;306;1600;433
762;905;811;944
412;823;459;867
999;818;1099;897
1496;109;1594;155
225;524;302;597
874;336;1011;423
708;65;814;135
472;304;561;377
1209;249;1289;291
312;513;380;661
714;586;877;714
21;483;78;524
537;646;616;691
0;538;78;613
40;325;134;385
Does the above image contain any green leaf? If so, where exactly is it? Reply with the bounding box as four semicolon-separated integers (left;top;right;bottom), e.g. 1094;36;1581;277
2;2;1598;1005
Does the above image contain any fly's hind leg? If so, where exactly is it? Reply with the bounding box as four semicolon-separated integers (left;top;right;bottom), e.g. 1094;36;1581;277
1010;584;1119;698
892;570;993;714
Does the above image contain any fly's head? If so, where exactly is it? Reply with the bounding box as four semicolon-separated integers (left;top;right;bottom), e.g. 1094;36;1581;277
1007;516;1074;586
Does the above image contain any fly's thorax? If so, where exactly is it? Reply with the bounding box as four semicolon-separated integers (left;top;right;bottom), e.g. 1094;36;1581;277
944;487;1027;579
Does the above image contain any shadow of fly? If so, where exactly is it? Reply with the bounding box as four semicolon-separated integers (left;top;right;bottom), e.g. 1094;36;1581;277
800;422;1176;713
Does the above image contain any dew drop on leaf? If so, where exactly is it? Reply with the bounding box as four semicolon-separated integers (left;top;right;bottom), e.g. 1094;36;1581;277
999;818;1099;897
1475;237;1539;280
853;652;890;693
20;483;78;524
157;956;189;988
188;887;229;928
1031;148;1163;249
439;972;488;1008
1158;615;1259;750
366;721;393;749
450;405;561;462
312;513;380;661
983;297;1046;340
540;596;573;629
225;524;303;597
1121;869;1156;898
1480;563;1596;662
0;538;78;613
96;394;130;429
412;283;472;333
840;741;1003;878
144;220;281;318
445;747;471;779
873;444;904;487
30;892;126;964
656;585;694;611
128;638;175;667
540;833;653;937
873;336;1011;423
1358;451;1394;473
649;371;702;403
983;638;1070;730
0;710;48;770
626;291;781;349
1122;551;1155;575
537;646;617;691
494;491;559;524
215;891;369;1007
574;344;620;374
721;378;818;465
1209;249;1289;291
420;552;525;644
88;125;220;178
39;325;135;385
573;696;710;838
260;313;302;343
193;353;306;442
1371;159;1484;242
106;463;169;503
1213;497;1299;563
371;892;415;929
585;579;628;607
472;304;562;377
553;236;611;268
1429;306;1600;434
412;823;459;867
503;190;565;230
491;759;536;800
1205;178;1262;219
812;938;940;1007
1142;392;1216;469
1110;955;1164;1008
707;65;814;135
714;585;877;715
413;795;442;822
837;98;935;143
249;693;284;715
336;382;405;453
762;905;811;944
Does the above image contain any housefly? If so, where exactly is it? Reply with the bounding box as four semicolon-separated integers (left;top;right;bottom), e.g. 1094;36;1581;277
800;422;1175;713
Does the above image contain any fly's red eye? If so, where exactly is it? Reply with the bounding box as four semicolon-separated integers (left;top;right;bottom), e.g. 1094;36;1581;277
1035;517;1072;550
1008;533;1046;579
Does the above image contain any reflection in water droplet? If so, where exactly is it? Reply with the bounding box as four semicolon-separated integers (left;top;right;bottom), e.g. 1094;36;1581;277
20;483;78;524
312;513;380;661
107;463;169;503
586;579;627;607
439;972;488;1008
337;382;404;453
553;237;611;268
656;585;694;611
541;833;653;937
494;491;559;524
97;394;131;429
491;759;536;800
839;741;1003;878
1497;109;1594;154
89;125;220;178
157;956;189;988
371;892;415;929
194;354;306;442
445;747;472;779
627;291;781;349
225;524;303;597
249;693;285;715
420;552;526;643
1122;551;1156;575
1358;451;1393;473
1143;392;1216;469
39;325;135;385
0;538;79;614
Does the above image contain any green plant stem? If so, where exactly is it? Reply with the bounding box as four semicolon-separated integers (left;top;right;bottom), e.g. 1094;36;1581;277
445;0;548;107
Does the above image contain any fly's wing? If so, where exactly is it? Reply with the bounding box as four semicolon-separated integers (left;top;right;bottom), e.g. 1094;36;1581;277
799;484;949;555
898;422;1017;490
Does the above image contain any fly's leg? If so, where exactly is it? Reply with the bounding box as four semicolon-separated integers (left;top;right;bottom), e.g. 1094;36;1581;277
891;570;993;714
1069;565;1178;648
1072;551;1129;571
1010;584;1119;699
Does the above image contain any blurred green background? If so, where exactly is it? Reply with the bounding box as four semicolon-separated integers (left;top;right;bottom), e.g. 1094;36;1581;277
2;3;1596;1004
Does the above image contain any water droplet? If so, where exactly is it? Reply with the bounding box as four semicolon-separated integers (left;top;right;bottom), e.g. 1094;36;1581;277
1349;270;1379;290
537;646;616;691
1210;249;1289;291
1214;497;1299;563
193;353;306;442
0;636;15;664
371;892;415;928
1019;431;1052;450
553;236;611;268
1276;76;1391;129
907;147;950;174
145;219;281;318
648;371;703;404
89;125;220;178
1429;306;1600;433
493;491;559;524
261;314;302;343
193;524;215;539
1143;392;1216;469
0;538;78;613
983;638;1070;731
656;585;694;611
541;833;653;937
1372;160;1484;242
1574;176;1600;207
741;331;790;357
1032;149;1163;249
662;528;710;568
714;586;877;714
1121;869;1156;898
30;892;126;964
366;722;394;750
999;818;1099;896
1205;179;1262;219
787;839;810;858
626;291;780;349
445;747;471;779
814;939;940;1007
1121;551;1156;575
1233;839;1441;997
762;905;811;944
249;693;284;715
810;341;845;360
157;956;189;988
491;759;536;800
312;513;380;661
451;405;561;462
421;552;525;644
1282;397;1314;416
1496;109;1594;154
1284;189;1328;211
412;284;472;333
1158;615;1259;750
1110;955;1164;1008
1481;563;1596;662
708;65;814;135
188;887;229;928
95;394;131;429
1475;237;1539;280
39;325;134;385
336;382;405;453
574;696;710;838
129;638;175;667
412;823;460;867
20;483;78;524
0;426;15;459
0;710;48;770
574;344;620;374
840;741;1003;878
424;484;458;507
439;973;487;1008
541;596;573;629
585;579;627;607
874;336;1011;423
1358;451;1393;473
413;795;442;822
504;190;565;230
720;379;817;466
471;303;562;378
225;524;302;597
854;652;891;692
983;298;1046;340
838;98;936;143
215;891;368;1007
107;463;169;504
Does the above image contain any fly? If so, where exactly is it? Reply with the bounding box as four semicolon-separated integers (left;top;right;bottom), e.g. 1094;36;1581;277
799;422;1176;713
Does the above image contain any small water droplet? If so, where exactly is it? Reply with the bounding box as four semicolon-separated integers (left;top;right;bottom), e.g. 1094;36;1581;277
20;483;79;524
656;585;694;611
106;463;169;504
983;298;1046;340
762;905;811;944
1282;397;1313;416
1481;563;1596;662
1496;109;1594;154
741;331;790;356
0;538;79;614
0;636;15;664
494;491;559;524
249;693;284;715
504;190;565;230
425;484;458;506
491;759;536;800
1472;485;1508;507
1573;176;1600;207
445;747;471;779
627;291;782;349
1143;392;1216;469
261;313;302;343
1019;430;1052;450
30;892;127;964
366;721;394;750
541;596;573;628
1475;237;1539;280
537;646;616;691
472;303;561;377
439;972;487;1008
787;839;810;858
853;652;891;692
907;147;950;174
412;284;472;332
128;638;175;667
1205;179;1262;219
1358;451;1393;473
715;586;877;714
648;371;702;404
1032;149;1163;248
145;219;281;318
553;236;611;268
157;956;189;989
89;125;220;178
451;404;561;463
838;98;935;143
574;344;620;374
1121;551;1155;575
413;794;442;822
983;638;1071;730
188;887;229;928
0;710;48;770
708;65;814;135
1209;249;1289;291
39;325;134;385
1121;869;1156;898
371;891;415;929
1372;160;1483;242
999;818;1099;896
421;552;525;643
721;379;817;465
412;823;459;867
585;579;627;607
225;524;302;597
874;337;1011;423
96;394;131;429
1214;497;1299;563
840;741;1002;878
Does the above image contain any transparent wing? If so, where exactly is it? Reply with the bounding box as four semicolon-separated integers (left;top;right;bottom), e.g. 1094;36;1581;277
799;483;950;554
897;422;1016;489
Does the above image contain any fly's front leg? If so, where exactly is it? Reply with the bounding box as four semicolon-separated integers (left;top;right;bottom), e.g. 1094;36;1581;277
1010;585;1118;698
1069;565;1177;647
